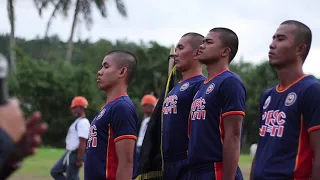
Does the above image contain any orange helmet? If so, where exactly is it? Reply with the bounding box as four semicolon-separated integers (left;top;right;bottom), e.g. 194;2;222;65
141;94;157;106
70;96;89;108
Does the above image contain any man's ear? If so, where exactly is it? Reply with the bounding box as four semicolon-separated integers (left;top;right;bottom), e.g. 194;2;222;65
296;44;307;57
118;67;128;78
221;47;231;58
193;49;200;60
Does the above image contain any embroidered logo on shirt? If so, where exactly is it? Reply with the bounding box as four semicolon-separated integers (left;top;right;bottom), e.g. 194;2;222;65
96;109;106;120
263;96;271;109
180;82;190;91
285;92;297;106
206;83;215;94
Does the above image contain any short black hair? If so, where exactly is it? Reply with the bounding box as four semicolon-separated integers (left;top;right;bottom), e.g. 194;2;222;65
107;50;137;84
209;28;239;62
181;32;204;49
281;20;312;60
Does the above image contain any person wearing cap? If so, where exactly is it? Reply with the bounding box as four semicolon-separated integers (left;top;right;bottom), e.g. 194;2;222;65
133;94;157;177
50;96;90;180
137;94;157;149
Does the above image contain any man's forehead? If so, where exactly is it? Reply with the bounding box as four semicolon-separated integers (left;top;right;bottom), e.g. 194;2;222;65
275;24;296;35
205;31;220;40
177;36;191;46
102;55;115;65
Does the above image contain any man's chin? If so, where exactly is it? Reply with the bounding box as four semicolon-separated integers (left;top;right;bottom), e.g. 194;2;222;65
175;64;184;72
268;59;278;67
269;60;285;69
197;57;207;64
97;84;105;90
73;113;79;117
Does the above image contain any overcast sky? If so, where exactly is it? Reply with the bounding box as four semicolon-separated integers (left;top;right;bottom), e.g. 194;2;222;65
0;0;319;76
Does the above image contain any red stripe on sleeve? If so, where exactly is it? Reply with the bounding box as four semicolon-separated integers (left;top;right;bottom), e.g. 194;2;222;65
221;111;245;118
114;135;137;143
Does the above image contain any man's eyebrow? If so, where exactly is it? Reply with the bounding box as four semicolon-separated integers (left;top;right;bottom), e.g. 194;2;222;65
273;34;286;39
176;44;183;48
203;38;212;42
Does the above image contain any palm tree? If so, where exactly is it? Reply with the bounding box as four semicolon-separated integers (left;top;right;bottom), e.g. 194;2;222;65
7;0;16;72
35;0;128;63
35;0;71;38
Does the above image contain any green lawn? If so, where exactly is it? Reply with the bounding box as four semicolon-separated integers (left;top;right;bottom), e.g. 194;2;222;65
8;148;253;180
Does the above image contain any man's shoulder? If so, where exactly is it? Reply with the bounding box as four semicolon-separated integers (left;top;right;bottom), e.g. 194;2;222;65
299;75;320;91
223;71;244;82
219;73;246;91
263;86;276;95
109;97;138;121
189;76;206;87
189;75;206;83
111;97;135;110
78;117;90;122
76;117;90;127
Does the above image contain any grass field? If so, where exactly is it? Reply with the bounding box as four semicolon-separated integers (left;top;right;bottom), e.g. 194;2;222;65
8;148;253;180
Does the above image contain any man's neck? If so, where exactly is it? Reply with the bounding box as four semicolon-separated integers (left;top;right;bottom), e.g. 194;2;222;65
79;113;86;118
276;65;305;89
144;114;151;119
206;60;228;80
75;115;86;121
181;66;203;81
105;84;128;104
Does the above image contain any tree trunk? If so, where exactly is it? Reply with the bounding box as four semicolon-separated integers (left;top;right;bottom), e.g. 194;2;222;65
65;0;80;63
7;0;16;72
44;1;60;38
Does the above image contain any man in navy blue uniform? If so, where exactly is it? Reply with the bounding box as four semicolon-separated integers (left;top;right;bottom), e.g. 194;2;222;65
187;28;246;180
84;50;138;180
250;20;320;180
162;32;206;180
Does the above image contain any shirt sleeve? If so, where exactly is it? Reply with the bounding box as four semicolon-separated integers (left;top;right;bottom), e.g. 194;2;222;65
220;77;246;118
110;102;138;143
301;83;320;133
77;118;90;139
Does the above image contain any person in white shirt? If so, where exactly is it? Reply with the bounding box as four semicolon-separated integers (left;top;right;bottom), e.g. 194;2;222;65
133;94;157;177
50;96;90;180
